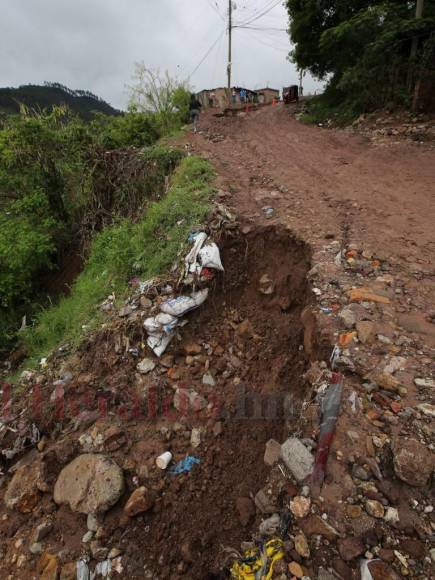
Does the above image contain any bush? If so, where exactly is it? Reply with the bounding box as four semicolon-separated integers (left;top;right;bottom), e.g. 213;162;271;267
23;156;214;359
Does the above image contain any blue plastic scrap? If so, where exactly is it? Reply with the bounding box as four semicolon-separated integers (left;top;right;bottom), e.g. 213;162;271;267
168;455;200;475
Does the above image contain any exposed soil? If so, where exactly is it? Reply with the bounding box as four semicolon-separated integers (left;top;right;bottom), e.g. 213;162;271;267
1;105;434;580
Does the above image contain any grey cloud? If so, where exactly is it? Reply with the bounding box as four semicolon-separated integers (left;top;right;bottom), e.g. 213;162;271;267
1;0;323;110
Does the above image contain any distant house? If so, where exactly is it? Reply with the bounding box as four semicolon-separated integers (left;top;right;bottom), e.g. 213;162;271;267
256;87;280;104
197;86;258;109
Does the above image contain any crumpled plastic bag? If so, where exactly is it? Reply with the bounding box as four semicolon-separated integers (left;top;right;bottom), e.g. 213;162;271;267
185;232;208;273
199;243;224;271
160;289;209;317
147;333;175;357
144;313;179;336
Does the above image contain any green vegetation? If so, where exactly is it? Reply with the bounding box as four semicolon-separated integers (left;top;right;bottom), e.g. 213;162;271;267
0;83;120;120
24;156;214;360
286;1;435;119
0;71;194;358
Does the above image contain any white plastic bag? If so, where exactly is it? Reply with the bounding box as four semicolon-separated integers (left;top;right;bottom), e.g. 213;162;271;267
144;313;179;336
160;289;209;317
147;333;175;357
199;243;224;271
185;232;207;273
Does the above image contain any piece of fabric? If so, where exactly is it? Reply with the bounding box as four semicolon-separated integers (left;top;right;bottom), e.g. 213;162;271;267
230;538;285;580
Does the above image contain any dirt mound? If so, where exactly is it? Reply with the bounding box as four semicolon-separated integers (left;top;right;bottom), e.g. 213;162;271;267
0;226;313;579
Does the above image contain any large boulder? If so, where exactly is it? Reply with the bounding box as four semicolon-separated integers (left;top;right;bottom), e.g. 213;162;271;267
53;454;124;514
393;438;434;487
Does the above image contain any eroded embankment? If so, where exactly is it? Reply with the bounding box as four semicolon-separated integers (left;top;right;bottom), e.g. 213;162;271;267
0;225;315;579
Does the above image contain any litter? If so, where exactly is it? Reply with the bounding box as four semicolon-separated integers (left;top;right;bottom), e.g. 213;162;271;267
311;371;344;486
156;451;173;470
147;333;175;357
160;289;209;317
198;243;224;271
168;455;200;475
230;537;285;580
184;231;208;273
144;313;179;336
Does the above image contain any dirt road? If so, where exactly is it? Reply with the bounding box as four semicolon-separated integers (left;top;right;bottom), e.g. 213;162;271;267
190;104;435;273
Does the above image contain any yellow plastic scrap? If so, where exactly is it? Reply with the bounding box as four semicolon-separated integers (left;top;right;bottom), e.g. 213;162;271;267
230;538;285;580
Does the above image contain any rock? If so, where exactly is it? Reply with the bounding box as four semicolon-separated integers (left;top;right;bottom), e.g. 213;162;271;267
202;372;216;386
288;561;304;578
384;507;399;524
82;531;94;543
264;439;281;466
4;458;47;513
379;548;395;563
290;496;311;518
37;553;59;580
103;426;126;452
393;438;434;487
90;541;109;560
300;515;339;541
236;497;255;526
30;542;43;555
356;321;376;344
54;454;124;514
352;465;370;481
338;537;365;561
137;358;156;374
346;505;362;519
430;548;435;563
254;488;277;514
124;486;155;517
280;438;314;482
317;567;337;580
87;513;99;532
184;342;202;355
365;500;385;518
118;305;133;317
414;377;435;388
190;427;203;448
32;521;53;543
338;308;356;329
258;513;280;535
417;403;435;417
60;562;76;580
259;274;275;295
367;560;401;580
294;533;310;558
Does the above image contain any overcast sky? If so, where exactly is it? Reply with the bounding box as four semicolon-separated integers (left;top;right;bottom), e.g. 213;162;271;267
1;0;323;110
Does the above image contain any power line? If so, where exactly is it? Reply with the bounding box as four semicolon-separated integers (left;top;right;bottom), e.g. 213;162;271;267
236;0;282;27
189;30;226;79
205;0;226;21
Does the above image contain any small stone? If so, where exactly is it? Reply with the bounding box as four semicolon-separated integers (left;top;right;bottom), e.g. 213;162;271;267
82;531;94;543
184;342;202;355
393;437;434;487
417;403;435;417
346;505;362;519
280;438;314;482
254;488;277;514
259;274;275;295
264;439;281;466
338;537;365;561
37;553;59;580
294;533;310;559
202;372;216;386
124;487;155;517
137;358;156;374
414;378;435;388
429;548;435;563
356;321;376;344
30;543;43;555
366;500;385;518
384;507;399;524
109;547;122;559
338;308;356;329
288;561;304;578
87;513;99;532
290;496;311;518
32;521;53;543
258;513;280;535
4;458;46;513
90;541;109;560
368;560;401;580
300;515;339;540
190;427;203;448
352;465;370;481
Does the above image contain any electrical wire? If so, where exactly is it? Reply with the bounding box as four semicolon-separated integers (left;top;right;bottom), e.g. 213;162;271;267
188;30;226;79
205;0;226;21
236;0;282;27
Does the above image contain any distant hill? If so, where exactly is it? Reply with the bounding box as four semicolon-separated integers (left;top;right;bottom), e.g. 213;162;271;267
0;82;121;120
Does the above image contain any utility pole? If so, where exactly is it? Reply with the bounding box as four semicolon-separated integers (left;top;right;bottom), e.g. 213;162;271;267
227;0;232;99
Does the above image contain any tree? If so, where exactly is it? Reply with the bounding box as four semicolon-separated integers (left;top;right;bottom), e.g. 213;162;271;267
286;0;435;112
128;64;191;132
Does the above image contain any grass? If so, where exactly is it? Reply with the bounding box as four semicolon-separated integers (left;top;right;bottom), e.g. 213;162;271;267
23;155;214;363
299;94;359;127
